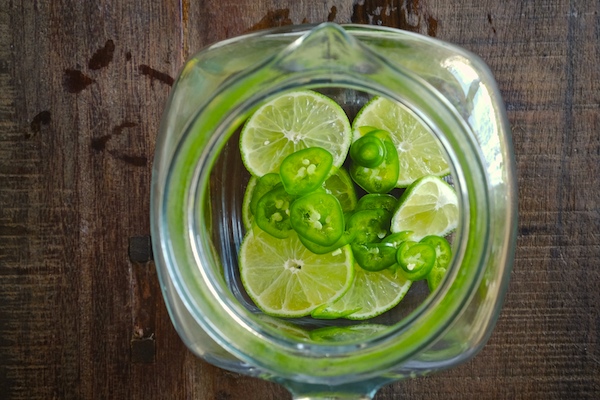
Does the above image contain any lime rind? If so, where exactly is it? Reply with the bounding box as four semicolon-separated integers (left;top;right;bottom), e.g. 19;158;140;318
240;90;352;178
352;96;450;187
310;304;361;320
241;176;258;231
239;229;355;317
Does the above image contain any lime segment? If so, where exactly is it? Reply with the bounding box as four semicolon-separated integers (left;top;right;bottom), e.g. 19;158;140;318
352;96;449;187
322;167;357;213
390;175;459;240
239;229;354;317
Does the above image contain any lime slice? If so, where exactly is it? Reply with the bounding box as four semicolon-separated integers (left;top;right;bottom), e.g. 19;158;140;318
352;96;450;187
309;323;389;343
239;229;355;317
241;176;258;230
254;313;311;341
240;90;352;177
390;175;459;240
312;263;412;320
322;167;357;213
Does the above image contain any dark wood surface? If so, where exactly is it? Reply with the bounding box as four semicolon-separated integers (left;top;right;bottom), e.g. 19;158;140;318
1;0;599;398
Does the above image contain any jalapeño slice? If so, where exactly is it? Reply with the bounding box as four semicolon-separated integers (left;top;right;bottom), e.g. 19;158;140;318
350;134;386;168
249;173;281;216
350;135;399;194
280;147;333;196
347;208;392;245
420;235;453;269
381;231;415;248
290;192;344;247
352;242;398;271
298;213;355;254
255;185;296;239
356;193;398;214
427;266;447;292
396;241;436;281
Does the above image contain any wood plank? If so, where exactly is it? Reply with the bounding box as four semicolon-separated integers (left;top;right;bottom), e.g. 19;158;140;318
0;0;184;398
0;0;599;399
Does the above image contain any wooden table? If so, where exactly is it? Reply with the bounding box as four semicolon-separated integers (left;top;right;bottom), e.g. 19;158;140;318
1;0;599;398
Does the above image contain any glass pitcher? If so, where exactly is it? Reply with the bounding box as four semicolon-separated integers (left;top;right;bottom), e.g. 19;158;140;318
151;23;518;399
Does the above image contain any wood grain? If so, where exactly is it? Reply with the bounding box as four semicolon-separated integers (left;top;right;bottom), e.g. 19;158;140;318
1;0;599;399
